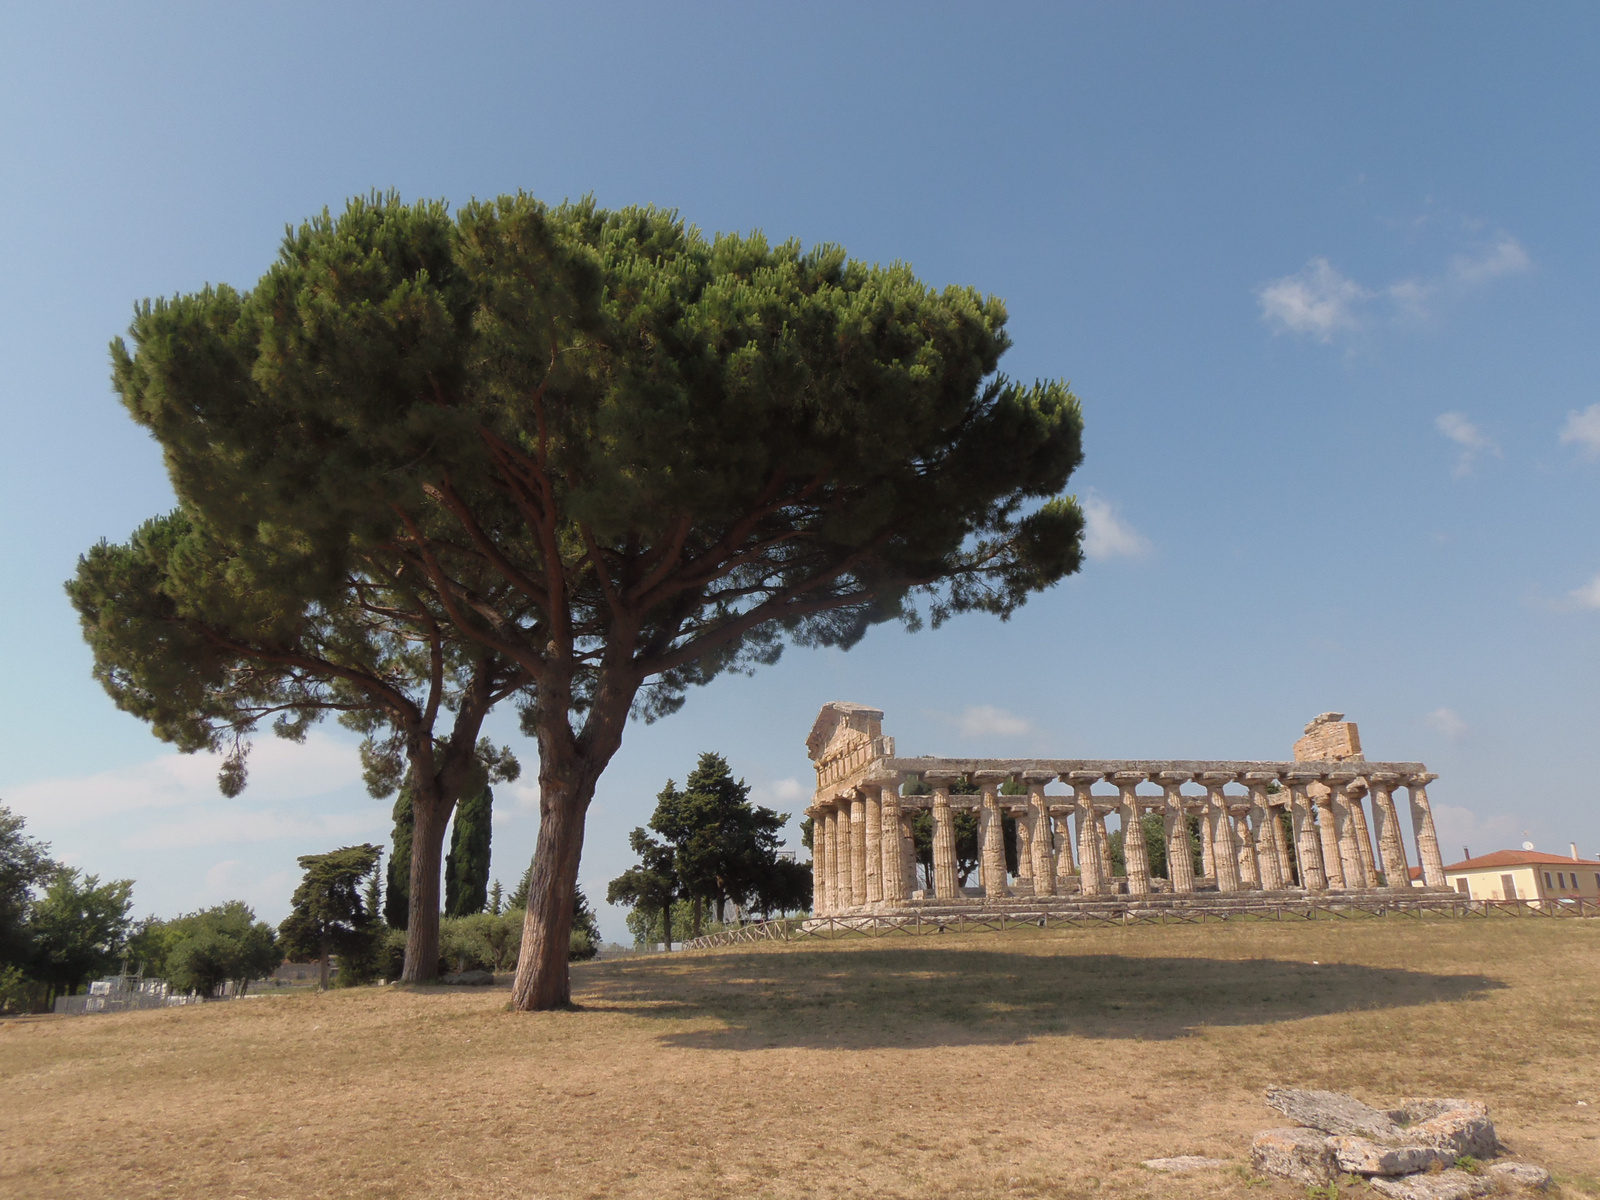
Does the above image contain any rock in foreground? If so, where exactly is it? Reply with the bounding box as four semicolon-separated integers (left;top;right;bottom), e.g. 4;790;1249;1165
1368;1168;1495;1200
1250;1127;1337;1184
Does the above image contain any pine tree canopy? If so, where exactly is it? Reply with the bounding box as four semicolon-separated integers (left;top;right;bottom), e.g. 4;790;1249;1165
66;191;1087;1006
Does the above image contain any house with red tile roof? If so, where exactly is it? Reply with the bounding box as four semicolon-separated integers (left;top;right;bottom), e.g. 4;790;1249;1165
1442;847;1600;903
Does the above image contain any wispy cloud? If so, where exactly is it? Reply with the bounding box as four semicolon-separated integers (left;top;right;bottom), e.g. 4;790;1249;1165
1449;236;1531;284
1257;258;1370;341
1568;574;1600;611
1258;234;1531;344
1425;707;1468;740
1559;404;1600;460
122;808;381;852
1081;493;1151;560
3;733;363;826
929;705;1034;739
1435;412;1501;477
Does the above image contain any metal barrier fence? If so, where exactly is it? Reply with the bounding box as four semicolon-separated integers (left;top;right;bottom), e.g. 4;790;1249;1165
53;992;205;1015
680;895;1600;950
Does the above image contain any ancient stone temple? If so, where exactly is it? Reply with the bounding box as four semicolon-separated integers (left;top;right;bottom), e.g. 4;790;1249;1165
803;704;1449;918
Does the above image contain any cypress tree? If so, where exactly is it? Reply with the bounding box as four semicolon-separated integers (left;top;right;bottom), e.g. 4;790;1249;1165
384;786;413;930
444;785;493;917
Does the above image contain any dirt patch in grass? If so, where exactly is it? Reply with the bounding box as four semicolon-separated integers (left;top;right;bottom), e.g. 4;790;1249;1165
1;917;1596;1200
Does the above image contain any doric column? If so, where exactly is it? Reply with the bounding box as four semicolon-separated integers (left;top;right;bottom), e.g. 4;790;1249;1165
930;778;961;899
1025;775;1056;894
1013;800;1034;883
863;787;883;904
1069;772;1106;895
1270;797;1295;886
1154;772;1195;894
1407;773;1445;887
1245;776;1283;890
810;806;829;915
1113;771;1151;895
1286;780;1324;896
1198;773;1240;892
1349;786;1379;882
1199;808;1216;880
899;810;918;898
1053;811;1077;880
975;772;1010;898
1311;787;1345;888
834;801;854;909
849;791;869;906
1285;776;1327;890
1367;772;1411;890
1329;776;1368;889
877;782;904;904
1234;811;1261;889
823;805;841;914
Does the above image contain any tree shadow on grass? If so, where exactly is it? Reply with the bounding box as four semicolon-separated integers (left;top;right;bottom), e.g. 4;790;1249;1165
575;946;1505;1050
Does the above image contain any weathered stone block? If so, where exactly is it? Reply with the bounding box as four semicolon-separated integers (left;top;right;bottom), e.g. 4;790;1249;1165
1394;1099;1498;1158
1486;1162;1552;1192
1326;1135;1454;1176
1367;1169;1494;1200
1141;1157;1226;1172
1293;713;1363;762
1250;1127;1336;1184
1264;1087;1404;1140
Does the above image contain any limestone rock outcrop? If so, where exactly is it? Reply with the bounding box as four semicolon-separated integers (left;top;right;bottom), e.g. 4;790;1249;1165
1250;1088;1545;1193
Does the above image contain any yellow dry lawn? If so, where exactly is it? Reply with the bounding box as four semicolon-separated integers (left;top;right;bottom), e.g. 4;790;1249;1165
3;917;1598;1200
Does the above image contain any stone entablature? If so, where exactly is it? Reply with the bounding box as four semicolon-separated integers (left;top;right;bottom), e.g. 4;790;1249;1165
805;705;1449;918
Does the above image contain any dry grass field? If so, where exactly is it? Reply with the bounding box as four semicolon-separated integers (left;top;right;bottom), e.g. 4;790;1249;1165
2;916;1597;1200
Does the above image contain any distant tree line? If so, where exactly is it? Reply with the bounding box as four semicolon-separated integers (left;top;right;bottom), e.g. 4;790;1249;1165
608;753;811;948
1;804;135;1011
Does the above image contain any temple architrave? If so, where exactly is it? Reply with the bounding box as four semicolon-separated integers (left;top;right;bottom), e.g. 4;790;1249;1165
803;704;1449;918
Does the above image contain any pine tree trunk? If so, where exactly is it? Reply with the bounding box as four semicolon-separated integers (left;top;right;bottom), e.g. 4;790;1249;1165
401;790;450;982
509;774;591;1010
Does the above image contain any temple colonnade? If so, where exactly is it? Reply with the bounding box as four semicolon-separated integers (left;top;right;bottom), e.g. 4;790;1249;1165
807;760;1447;917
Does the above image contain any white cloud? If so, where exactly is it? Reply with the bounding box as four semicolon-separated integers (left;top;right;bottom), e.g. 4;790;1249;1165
954;705;1033;738
1257;258;1370;341
1425;707;1468;740
1081;493;1151;560
1567;574;1600;611
203;859;242;893
1559;404;1600;460
123;808;382;852
3;732;363;826
762;778;806;804
1435;412;1501;477
1258;233;1531;343
1449;236;1531;284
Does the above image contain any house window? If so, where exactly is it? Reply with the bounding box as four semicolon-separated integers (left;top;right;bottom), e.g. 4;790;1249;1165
1501;874;1518;899
1557;873;1567;889
1544;872;1553;889
1455;878;1469;895
1594;873;1599;890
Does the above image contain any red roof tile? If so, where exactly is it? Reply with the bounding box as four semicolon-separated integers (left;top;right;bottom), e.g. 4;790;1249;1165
1444;849;1600;871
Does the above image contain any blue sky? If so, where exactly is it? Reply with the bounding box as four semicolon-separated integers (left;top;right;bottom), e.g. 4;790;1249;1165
2;3;1596;940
